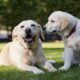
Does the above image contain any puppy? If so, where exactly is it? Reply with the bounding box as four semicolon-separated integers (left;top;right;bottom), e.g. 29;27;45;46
43;11;80;70
0;20;57;74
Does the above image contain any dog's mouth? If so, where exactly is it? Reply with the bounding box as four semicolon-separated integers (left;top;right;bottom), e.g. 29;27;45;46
23;35;36;44
45;30;57;34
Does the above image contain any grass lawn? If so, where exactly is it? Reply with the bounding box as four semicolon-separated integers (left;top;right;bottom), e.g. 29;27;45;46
0;42;80;80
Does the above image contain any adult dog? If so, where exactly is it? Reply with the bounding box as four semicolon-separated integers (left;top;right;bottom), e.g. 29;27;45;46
43;11;80;70
0;20;57;74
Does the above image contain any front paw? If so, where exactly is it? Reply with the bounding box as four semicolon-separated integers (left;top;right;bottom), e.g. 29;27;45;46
33;68;44;74
44;62;57;72
59;66;70;70
48;67;57;72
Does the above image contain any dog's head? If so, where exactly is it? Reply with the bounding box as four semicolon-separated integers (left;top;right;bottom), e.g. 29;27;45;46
12;20;45;45
43;11;70;34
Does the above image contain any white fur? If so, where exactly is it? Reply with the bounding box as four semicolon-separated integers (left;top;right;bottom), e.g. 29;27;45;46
45;11;80;70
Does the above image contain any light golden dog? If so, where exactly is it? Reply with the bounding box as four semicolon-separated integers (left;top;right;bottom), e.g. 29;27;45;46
0;20;57;74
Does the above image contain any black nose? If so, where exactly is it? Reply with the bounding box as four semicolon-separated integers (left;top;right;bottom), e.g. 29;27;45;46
25;28;31;33
43;26;46;30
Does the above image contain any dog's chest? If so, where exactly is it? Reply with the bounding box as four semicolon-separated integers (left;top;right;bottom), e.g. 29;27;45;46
65;36;80;50
24;49;38;65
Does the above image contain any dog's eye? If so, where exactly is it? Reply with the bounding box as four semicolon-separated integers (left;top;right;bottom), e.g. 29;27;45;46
21;26;24;28
51;20;55;22
31;24;35;27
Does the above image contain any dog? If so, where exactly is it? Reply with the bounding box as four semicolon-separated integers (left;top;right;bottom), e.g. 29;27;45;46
43;11;80;70
0;20;57;74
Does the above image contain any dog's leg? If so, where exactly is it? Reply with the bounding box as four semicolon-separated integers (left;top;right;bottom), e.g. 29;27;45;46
39;61;57;72
44;62;57;72
17;64;44;74
62;52;65;62
59;46;73;70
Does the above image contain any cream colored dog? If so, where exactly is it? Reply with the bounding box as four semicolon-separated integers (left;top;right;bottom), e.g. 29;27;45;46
0;20;57;74
44;11;80;70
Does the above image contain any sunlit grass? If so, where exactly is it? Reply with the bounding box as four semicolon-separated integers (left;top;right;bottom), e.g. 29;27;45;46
42;42;64;48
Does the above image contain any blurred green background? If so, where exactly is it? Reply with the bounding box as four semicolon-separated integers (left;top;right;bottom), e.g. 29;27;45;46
0;0;80;29
0;0;80;41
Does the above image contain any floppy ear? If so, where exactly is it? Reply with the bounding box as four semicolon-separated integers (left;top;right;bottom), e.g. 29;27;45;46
58;17;70;31
38;24;45;40
12;26;19;41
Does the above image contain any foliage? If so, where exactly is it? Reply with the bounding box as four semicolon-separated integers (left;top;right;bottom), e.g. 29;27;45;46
0;42;80;80
0;0;80;30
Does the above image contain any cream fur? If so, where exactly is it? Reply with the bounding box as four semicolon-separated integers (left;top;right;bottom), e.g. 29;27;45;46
0;20;57;74
44;11;80;70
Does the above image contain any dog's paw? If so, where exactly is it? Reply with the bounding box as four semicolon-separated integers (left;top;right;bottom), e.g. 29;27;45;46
48;67;57;72
44;62;57;72
59;66;70;70
33;69;44;74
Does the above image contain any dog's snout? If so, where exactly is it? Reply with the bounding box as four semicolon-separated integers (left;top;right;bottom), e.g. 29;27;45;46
25;28;31;33
43;26;46;30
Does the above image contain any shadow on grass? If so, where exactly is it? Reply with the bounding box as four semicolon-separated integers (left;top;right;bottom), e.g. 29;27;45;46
43;48;64;56
43;48;64;50
53;62;80;70
43;48;64;54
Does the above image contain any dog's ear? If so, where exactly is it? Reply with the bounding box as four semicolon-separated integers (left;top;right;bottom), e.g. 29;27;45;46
12;26;19;41
38;24;45;40
58;17;70;31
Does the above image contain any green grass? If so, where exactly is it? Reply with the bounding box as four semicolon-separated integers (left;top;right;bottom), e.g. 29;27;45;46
0;42;80;80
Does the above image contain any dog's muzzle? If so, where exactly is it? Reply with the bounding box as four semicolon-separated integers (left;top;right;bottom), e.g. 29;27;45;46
23;34;36;44
52;30;57;34
23;28;36;44
43;26;57;34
